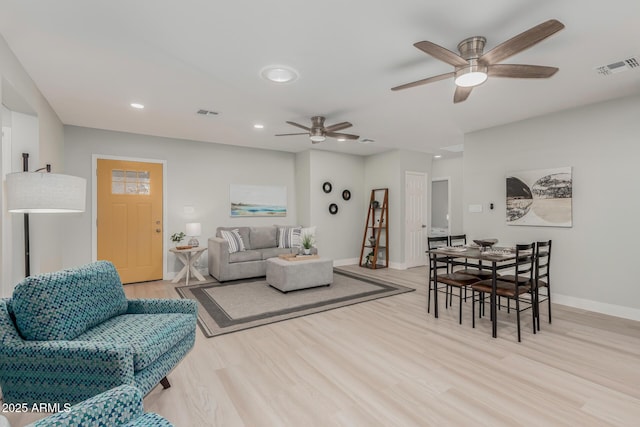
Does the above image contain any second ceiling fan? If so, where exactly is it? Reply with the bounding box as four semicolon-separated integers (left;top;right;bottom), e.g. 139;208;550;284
391;19;565;103
275;116;359;143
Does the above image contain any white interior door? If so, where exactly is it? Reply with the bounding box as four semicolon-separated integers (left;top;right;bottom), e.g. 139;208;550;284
405;171;427;268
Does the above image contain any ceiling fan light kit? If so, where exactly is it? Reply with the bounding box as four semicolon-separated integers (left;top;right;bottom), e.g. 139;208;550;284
391;19;565;102
454;62;488;87
310;135;326;143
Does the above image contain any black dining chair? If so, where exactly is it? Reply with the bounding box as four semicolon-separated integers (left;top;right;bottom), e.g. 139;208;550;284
428;236;479;324
471;243;536;342
448;234;493;280
534;240;552;330
427;236;449;314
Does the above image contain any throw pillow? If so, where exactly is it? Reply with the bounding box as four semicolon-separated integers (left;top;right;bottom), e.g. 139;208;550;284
220;229;246;253
278;226;302;248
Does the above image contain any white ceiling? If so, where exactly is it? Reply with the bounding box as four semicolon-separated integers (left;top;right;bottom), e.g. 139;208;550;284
1;0;639;157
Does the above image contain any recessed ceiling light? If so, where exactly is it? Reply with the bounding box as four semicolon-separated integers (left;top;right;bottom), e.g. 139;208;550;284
130;103;144;109
260;65;299;84
253;124;264;129
434;155;442;159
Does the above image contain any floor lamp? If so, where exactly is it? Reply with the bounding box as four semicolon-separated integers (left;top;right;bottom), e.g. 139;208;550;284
5;153;86;277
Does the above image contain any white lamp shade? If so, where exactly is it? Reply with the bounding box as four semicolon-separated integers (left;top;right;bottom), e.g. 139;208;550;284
186;222;201;236
6;172;87;213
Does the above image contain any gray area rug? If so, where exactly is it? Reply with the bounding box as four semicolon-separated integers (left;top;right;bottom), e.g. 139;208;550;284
175;268;414;337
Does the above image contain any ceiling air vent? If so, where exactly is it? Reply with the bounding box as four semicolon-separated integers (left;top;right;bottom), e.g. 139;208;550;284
196;109;219;116
594;56;640;76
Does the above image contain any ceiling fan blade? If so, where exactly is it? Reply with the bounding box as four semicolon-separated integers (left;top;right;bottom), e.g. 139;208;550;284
391;72;455;91
488;64;559;78
275;132;309;137
326;132;359;140
285;121;311;131
453;86;473;103
324;121;352;132
414;41;468;67
479;19;565;65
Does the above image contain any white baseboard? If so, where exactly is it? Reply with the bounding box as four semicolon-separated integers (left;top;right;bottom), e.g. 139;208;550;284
553;293;640;322
333;258;359;267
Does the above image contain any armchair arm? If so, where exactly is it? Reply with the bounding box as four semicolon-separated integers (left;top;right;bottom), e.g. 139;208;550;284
28;385;144;427
0;300;134;404
0;338;135;405
126;298;197;315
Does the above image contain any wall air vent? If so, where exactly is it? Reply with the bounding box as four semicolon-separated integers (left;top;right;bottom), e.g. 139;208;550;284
594;56;640;76
196;109;219;116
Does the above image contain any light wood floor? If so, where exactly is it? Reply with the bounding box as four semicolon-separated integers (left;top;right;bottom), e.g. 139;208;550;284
7;266;640;426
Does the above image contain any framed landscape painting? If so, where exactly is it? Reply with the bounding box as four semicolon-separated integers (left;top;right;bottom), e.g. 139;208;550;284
506;167;572;227
230;184;287;217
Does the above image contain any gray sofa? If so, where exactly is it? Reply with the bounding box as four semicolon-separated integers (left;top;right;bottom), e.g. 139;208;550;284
209;226;306;282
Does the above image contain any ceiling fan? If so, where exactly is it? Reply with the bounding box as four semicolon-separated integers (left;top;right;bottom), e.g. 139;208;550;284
275;116;359;143
391;19;565;103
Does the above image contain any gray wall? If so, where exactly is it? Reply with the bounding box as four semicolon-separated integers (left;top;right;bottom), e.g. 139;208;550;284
364;150;431;267
307;150;364;263
463;94;640;320
0;33;65;295
63;126;298;276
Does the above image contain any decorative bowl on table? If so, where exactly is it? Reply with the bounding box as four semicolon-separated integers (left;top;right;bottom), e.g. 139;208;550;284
472;239;498;250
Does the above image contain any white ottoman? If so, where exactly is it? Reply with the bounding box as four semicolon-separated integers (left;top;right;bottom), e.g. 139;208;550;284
266;257;333;292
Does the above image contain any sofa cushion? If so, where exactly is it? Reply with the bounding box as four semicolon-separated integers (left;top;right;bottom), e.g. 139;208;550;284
249;226;277;249
217;227;251;249
219;229;246;253
277;226;302;248
260;247;296;260
229;250;262;263
75;313;195;371
12;261;128;341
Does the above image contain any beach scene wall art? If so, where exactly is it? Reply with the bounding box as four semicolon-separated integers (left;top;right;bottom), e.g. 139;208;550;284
506;167;572;227
230;184;287;217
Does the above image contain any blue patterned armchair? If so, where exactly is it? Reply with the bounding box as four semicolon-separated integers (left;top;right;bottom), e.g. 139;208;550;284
0;261;197;406
27;385;173;426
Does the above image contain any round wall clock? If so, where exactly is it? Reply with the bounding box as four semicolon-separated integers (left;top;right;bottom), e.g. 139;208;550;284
342;189;351;200
329;203;338;215
322;181;332;193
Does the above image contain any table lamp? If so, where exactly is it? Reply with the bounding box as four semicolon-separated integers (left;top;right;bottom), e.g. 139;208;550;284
186;222;201;247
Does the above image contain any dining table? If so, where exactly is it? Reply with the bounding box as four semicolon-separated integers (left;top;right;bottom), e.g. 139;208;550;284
428;245;520;338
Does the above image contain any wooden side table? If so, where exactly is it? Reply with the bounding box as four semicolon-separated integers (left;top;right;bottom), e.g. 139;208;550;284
170;246;207;285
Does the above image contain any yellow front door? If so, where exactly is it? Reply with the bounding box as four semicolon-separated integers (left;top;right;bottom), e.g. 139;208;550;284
97;159;163;284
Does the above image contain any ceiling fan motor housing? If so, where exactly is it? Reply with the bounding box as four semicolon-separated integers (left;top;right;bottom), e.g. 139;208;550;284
457;36;486;60
455;37;488;87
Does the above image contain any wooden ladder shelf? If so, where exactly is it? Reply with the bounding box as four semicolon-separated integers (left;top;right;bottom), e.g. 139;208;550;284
359;188;389;269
